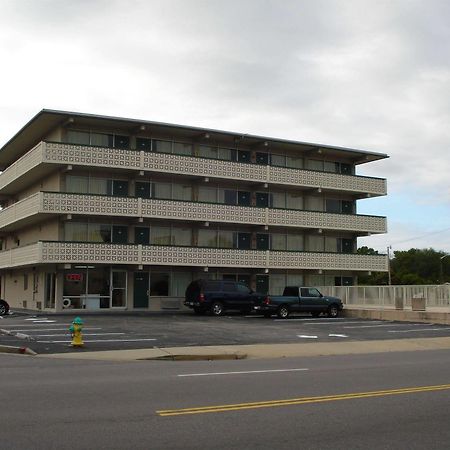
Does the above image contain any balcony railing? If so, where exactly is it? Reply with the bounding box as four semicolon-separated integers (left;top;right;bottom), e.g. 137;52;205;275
0;192;387;234
0;141;387;196
0;241;388;272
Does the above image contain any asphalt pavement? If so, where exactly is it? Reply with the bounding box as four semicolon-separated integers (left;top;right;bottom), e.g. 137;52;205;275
2;311;450;355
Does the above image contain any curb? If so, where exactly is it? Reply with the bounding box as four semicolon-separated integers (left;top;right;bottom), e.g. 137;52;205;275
0;344;37;356
138;353;247;361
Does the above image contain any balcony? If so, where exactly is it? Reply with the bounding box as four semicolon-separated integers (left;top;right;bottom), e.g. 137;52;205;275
0;192;387;234
0;141;387;197
0;241;388;272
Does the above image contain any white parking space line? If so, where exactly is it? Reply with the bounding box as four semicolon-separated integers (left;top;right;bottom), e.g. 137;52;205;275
0;323;72;327
304;321;384;326
297;335;318;339
34;333;125;337
388;327;450;333
8;327;102;332
37;338;157;343
274;318;355;322
329;334;348;338
343;323;427;329
178;368;309;377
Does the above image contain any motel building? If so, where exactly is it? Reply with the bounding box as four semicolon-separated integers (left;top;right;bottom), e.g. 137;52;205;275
0;110;388;312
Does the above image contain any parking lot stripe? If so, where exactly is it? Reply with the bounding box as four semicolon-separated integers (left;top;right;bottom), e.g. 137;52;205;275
7;327;102;332
37;338;157;343
34;333;125;337
343;324;426;329
297;335;318;339
178;368;309;377
304;321;384;326
329;334;348;338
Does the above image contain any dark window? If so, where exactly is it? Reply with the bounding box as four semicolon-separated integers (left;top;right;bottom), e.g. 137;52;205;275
256;234;270;250
111;180;129;197
237;233;251;250
238;275;251;286
150;273;169;296
238;150;251;163
136;137;152;151
135;182;151;199
325;199;341;213
135;227;150;245
114;135;130;149
224;190;237;205
237;191;251;206
340;163;352;175
112;226;128;244
341;238;354;254
342;201;354;214
256;192;269;207
256;152;269;165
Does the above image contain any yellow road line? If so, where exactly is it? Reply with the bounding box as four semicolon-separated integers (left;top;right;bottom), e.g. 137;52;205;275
157;383;450;416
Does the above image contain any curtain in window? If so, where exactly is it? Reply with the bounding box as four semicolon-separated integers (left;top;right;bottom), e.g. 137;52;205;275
198;186;217;203
287;273;303;287
325;236;338;252
271;233;287;250
199;145;218;159
89;178;109;195
153;140;172;153
173;142;192;156
270;274;286;295
218;230;233;248
171;272;192;297
65;222;88;241
286;192;303;210
307;235;324;252
172;228;192;246
154;182;172;199
67;130;90;145
305;196;324;212
66;176;88;193
151;226;171;245
286;155;303;169
306;159;324;171
198;229;217;247
287;234;303;251
172;184;192;201
91;133;112;147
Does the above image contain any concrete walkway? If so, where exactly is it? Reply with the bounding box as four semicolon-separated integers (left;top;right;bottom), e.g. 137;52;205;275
35;336;450;362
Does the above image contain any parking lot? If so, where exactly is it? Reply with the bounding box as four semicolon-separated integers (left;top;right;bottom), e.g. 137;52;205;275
2;311;450;354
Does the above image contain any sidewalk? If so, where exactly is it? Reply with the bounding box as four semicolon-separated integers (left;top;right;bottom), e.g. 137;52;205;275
35;336;450;362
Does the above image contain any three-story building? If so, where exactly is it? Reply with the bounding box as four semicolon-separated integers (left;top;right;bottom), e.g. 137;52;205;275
0;110;388;311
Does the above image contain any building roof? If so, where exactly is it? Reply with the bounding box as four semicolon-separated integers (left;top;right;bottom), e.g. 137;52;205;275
0;109;389;167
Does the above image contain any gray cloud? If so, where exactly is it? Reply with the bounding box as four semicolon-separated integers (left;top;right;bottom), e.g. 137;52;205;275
0;0;449;249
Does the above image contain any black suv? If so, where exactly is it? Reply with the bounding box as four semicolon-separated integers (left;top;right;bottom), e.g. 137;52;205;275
184;279;265;316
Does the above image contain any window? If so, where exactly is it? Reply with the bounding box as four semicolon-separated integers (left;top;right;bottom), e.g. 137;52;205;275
89;178;108;195
151;226;171;245
224;190;237;205
286;155;303;169
172;272;192;297
306;196;323;211
307;235;324;252
89;224;111;243
91;132;113;147
136;137;152;151
237;232;251;250
237;191;251;206
173;142;192;156
218;230;234;248
153;182;172;199
324;161;338;173
135;227;150;245
199;145;218;159
110;180;129;197
256;152;269;165
198;186;217;203
287;234;303;251
150;273;169;296
256;192;269;207
218;147;235;161
67;130;90;145
135;182;151;199
325;199;341;214
153;140;172;153
66;176;88;193
325;236;338;252
238;150;251;163
286;192;303;210
306;159;323;171
65;223;88;241
114;135;129;149
172;228;191;246
271;233;287;250
198;229;217;247
271;192;286;209
256;234;270;250
172;183;192;201
271;154;285;167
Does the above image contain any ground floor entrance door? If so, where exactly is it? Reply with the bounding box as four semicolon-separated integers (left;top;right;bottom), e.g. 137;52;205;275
256;275;269;294
133;272;149;308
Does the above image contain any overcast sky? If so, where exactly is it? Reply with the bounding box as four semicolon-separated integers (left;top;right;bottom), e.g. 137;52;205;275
0;0;449;254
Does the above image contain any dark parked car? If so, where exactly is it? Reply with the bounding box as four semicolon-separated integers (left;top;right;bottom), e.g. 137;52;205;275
0;299;10;315
253;286;343;319
184;279;266;316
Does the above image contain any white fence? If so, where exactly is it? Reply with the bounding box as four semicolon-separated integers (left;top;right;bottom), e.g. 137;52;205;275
318;284;450;308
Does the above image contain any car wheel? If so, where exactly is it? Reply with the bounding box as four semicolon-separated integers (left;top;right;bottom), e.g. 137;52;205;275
277;305;290;319
327;305;339;318
0;300;9;315
211;301;224;316
311;312;321;318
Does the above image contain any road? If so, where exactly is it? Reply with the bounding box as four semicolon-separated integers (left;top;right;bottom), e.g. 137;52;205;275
2;349;450;449
2;312;450;353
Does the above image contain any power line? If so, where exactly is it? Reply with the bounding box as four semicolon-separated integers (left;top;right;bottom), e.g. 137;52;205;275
391;227;450;245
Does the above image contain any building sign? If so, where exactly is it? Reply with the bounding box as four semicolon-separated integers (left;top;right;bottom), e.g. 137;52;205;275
66;273;83;282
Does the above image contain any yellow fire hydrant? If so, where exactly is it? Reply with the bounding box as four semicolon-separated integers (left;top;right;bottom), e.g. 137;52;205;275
69;317;84;347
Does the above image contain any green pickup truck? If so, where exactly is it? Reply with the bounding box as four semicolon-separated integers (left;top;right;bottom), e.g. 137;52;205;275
253;286;344;319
